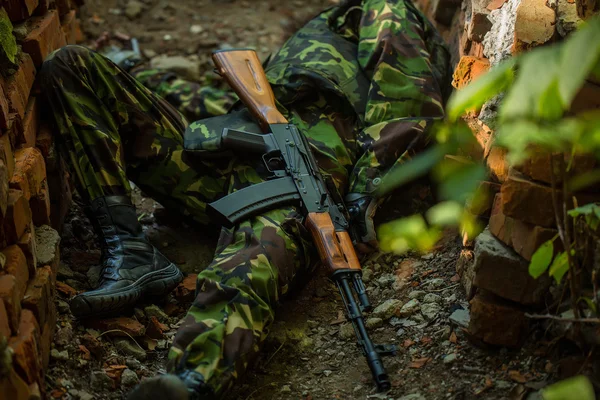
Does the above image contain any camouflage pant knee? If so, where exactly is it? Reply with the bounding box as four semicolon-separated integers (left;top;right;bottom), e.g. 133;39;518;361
39;0;450;395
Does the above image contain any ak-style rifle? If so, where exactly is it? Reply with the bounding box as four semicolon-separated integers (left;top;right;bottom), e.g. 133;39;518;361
208;49;396;391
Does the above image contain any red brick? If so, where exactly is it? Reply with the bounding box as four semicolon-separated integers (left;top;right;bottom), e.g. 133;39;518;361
22;266;53;327
571;80;600;114
431;0;461;25
513;0;555;53
30;180;51;226
9;147;47;201
146;316;168;339
3;0;40;22
0;298;11;338
88;317;146;337
0;82;9;130
468;0;492;42
39;294;56;369
17;224;37;276
0;367;31;400
61;10;77;45
9;309;42;385
469;290;529;347
452;56;490;90
6;113;23;152
486;145;509;182
74;18;84;43
35;123;53;159
18;10;67;67
3;53;36;119
4;190;32;244
471;228;551;305
55;0;73;16
501;169;599;227
0;159;10;219
19;97;39;149
489;193;559;261
1;245;29;299
174;274;197;303
0;133;16;178
513;150;596;185
0;274;22;333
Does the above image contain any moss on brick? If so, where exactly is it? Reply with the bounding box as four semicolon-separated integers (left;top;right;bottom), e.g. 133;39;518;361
0;7;19;76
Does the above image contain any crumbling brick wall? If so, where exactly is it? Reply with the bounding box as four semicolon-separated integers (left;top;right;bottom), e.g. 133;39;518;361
414;0;599;347
0;0;81;397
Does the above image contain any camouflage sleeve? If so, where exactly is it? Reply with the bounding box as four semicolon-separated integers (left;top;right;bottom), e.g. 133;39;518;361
349;0;452;195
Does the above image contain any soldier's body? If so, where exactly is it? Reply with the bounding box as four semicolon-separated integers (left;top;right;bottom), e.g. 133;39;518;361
39;0;451;398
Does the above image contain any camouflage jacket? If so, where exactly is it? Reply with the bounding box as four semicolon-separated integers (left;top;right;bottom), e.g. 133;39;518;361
184;0;451;197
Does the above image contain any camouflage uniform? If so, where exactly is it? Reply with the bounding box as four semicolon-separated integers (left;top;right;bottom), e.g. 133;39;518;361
40;0;450;396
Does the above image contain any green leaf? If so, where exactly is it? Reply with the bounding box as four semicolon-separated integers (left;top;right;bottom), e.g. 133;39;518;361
500;47;564;122
558;16;600;107
568;203;600;230
548;252;569;284
578;296;598;314
435;162;487;203
378;145;447;196
542;375;595;400
426;201;463;226
378;215;441;254
529;240;554;279
446;58;516;122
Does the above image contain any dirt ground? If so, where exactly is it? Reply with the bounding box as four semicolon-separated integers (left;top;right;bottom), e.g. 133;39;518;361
45;1;569;399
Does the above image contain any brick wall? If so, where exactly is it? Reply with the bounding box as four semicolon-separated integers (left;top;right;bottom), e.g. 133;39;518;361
0;0;80;397
414;0;599;347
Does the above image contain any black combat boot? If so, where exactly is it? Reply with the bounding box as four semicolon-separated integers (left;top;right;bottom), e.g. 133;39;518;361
127;370;215;400
70;195;183;318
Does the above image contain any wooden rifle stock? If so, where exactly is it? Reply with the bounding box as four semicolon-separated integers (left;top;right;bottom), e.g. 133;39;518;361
212;49;288;131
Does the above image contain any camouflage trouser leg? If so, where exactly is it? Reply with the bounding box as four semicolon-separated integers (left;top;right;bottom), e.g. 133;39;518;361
39;45;313;395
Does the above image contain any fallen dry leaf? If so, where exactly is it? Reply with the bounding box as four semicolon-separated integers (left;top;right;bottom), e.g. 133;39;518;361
474;376;494;396
78;345;91;360
450;274;460;282
508;370;528;383
105;365;128;380
50;388;67;398
56;281;77;297
330;310;346;325
449;331;458;343
421;336;432;345
403;339;416;348
408;357;431;369
395;260;417;283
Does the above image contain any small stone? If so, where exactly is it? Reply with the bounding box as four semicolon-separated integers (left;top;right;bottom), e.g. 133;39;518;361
125;358;143;370
87;265;101;288
143;49;158;59
323;370;332;377
78;391;94;400
150;55;200;81
443;353;458;364
57;263;75;279
435;325;452;340
115;339;147;361
125;0;144;19
421;303;442;321
339;323;354;339
51;349;69;361
449;309;470;328
423;293;442;303
366;317;383;329
190;25;203;34
396;328;406;337
362;269;374;283
144;305;169;323
390;318;417;327
280;385;292;393
90;370;113;390
372;299;403;320
55;324;73;346
121;369;139;388
408;290;426;300
376;274;395;288
421;253;434;260
399;299;420;316
399;393;426;400
426;278;445;289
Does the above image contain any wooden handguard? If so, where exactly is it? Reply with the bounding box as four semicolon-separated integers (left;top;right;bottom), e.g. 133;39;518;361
305;212;362;275
212;49;288;132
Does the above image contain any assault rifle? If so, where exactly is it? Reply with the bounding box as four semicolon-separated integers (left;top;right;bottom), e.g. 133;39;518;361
208;49;396;391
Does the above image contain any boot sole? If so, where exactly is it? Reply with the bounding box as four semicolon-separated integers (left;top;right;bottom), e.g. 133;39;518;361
70;263;184;318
